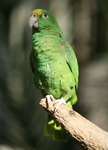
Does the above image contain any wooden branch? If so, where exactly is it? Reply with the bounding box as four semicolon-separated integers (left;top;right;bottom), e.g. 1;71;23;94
39;98;108;150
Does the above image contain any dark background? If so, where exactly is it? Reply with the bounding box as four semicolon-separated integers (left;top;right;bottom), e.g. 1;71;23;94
0;0;108;150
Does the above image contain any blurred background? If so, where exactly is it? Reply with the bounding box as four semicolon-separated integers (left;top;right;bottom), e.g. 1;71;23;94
0;0;108;150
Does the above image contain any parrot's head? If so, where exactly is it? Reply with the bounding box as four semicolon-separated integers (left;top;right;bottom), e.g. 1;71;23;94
29;9;62;36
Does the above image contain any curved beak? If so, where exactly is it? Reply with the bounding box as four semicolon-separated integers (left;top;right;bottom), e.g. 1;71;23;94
29;14;38;29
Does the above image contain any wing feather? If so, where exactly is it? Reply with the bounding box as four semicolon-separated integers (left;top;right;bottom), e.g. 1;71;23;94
64;41;79;88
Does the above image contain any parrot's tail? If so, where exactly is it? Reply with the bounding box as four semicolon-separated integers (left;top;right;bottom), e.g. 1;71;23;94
44;115;69;141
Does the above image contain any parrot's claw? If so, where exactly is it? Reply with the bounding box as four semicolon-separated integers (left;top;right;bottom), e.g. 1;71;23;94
46;95;55;107
53;98;66;112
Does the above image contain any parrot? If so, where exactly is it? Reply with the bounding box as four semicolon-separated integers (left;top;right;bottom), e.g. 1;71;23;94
29;9;79;141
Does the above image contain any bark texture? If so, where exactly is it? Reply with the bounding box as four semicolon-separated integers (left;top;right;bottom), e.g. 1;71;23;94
40;98;108;150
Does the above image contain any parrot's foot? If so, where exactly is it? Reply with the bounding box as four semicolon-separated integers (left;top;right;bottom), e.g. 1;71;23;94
46;95;55;107
53;98;66;112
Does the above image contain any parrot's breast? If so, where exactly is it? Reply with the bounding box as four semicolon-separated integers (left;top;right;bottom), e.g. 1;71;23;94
32;34;76;100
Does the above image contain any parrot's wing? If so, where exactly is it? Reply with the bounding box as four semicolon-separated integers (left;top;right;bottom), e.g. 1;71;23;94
64;41;79;88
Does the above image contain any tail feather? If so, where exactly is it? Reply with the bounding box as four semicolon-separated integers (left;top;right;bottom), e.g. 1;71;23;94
44;115;69;141
44;98;75;141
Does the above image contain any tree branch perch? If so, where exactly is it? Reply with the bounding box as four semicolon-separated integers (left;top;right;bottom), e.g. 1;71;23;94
39;98;108;150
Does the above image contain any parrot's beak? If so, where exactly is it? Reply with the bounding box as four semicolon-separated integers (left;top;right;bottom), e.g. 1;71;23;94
29;14;38;29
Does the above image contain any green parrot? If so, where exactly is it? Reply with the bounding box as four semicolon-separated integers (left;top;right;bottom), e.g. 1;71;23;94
29;9;79;141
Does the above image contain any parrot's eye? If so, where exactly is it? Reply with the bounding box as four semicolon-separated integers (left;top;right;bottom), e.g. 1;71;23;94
42;13;48;19
33;14;36;17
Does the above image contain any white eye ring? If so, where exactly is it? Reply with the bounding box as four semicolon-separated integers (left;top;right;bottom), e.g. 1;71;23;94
33;14;36;17
42;13;48;19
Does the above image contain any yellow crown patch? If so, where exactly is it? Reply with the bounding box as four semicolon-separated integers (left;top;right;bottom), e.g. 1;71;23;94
31;9;42;17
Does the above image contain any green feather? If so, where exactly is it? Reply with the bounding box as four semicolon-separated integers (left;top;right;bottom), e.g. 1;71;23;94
30;9;79;141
